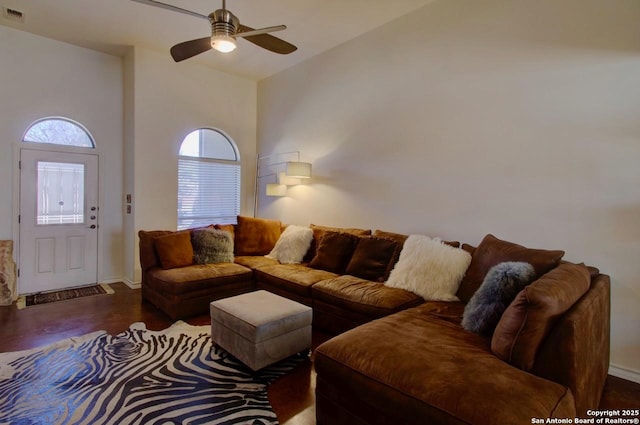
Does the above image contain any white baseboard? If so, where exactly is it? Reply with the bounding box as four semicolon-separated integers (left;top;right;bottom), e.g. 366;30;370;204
609;364;640;384
100;277;123;284
99;277;140;289
122;278;141;289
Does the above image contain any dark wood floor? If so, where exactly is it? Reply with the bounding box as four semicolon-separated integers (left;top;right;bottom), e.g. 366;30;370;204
0;283;638;424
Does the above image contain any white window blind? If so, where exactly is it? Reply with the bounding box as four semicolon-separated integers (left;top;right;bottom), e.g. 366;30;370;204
177;157;240;230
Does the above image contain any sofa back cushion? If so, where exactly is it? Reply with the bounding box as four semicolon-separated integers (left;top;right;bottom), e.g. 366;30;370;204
456;234;564;303
234;216;282;256
215;224;235;240
491;262;591;371
139;230;173;271
305;224;371;262
309;231;359;273
345;237;400;282
155;231;194;269
374;229;462;276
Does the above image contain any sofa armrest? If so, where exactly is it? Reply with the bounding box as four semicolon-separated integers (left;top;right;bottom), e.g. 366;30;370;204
533;274;611;416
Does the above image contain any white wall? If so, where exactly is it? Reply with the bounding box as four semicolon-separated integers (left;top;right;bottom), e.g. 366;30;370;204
123;47;257;283
0;25;124;283
258;0;640;376
0;27;258;289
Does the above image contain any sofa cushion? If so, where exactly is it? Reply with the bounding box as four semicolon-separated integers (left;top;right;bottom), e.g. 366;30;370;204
154;231;194;269
373;229;461;249
372;229;409;244
309;231;359;273
215;223;235;240
266;224;313;264
491;262;591;371
138;230;173;271
146;262;253;295
315;303;576;425
456;234;565;303
255;264;338;300
305;224;371;261
345;237;399;282
461;261;536;336
234;255;279;270
191;228;234;264
385;235;471;301
312;275;424;318
372;230;410;278
234;216;282;256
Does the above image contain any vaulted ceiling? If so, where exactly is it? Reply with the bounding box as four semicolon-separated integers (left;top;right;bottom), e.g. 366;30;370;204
0;0;434;79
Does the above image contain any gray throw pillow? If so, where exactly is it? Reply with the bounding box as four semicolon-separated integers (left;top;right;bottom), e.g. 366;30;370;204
191;228;234;265
462;261;535;336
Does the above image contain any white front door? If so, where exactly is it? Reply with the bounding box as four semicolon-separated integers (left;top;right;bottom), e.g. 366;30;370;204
19;149;99;294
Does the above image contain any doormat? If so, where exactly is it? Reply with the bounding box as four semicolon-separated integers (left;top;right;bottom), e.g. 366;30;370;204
0;321;305;424
16;284;114;309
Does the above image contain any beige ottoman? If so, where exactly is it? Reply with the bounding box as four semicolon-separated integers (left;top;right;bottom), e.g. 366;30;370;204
210;290;312;370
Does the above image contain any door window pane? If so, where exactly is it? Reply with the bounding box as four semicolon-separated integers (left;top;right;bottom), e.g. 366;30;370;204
24;117;95;148
37;161;85;225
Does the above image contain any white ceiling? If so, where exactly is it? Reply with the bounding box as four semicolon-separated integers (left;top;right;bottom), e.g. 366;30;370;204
0;0;433;80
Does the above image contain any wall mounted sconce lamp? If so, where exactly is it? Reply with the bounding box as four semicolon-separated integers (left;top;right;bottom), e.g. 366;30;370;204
285;161;312;179
254;151;312;216
265;183;287;197
278;172;301;186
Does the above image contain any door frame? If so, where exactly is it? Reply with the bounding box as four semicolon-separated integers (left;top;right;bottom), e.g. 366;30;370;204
13;143;103;293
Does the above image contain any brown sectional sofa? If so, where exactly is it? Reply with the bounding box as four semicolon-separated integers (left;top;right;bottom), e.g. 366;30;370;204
138;216;611;425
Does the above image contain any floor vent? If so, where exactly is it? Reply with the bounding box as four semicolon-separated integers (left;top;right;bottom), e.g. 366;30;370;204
3;7;25;23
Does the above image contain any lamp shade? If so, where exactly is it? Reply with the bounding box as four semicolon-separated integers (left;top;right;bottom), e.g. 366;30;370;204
278;172;302;186
266;183;287;197
286;161;312;179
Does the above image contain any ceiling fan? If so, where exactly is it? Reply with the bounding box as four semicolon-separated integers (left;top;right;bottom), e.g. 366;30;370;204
131;0;297;62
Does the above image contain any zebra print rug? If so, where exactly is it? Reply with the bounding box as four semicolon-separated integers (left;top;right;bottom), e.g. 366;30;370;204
0;321;306;424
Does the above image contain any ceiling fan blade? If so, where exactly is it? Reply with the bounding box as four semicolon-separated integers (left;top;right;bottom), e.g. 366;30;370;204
236;25;286;38
238;24;297;54
170;37;212;62
131;0;208;20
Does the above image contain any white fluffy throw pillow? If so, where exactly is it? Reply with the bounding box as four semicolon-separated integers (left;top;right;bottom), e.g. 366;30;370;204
385;235;472;301
266;225;314;264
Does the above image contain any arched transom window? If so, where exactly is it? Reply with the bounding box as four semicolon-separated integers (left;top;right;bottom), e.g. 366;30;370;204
177;128;240;230
23;117;95;148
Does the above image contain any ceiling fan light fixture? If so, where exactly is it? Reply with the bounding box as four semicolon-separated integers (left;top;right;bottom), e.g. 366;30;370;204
211;34;236;53
136;0;297;61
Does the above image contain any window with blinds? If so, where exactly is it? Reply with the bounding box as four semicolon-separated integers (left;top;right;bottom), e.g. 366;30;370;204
177;129;240;230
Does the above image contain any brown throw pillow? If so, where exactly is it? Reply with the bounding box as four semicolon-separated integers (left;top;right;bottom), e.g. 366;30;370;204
309;231;359;273
234;216;282;256
346;237;399;282
138;230;172;271
372;229;409;244
491;262;591;371
456;234;564;303
154;231;194;269
305;224;372;262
